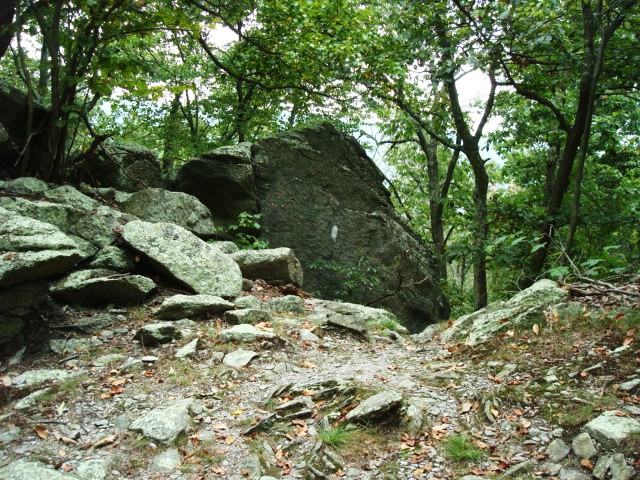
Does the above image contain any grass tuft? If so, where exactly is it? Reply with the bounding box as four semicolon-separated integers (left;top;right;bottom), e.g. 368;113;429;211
442;434;486;463
318;424;358;447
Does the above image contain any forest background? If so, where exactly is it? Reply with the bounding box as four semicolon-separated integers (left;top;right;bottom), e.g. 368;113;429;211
0;0;638;317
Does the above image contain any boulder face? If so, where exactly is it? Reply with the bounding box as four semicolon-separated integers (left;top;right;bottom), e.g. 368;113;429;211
174;143;257;230
252;124;449;331
175;124;449;331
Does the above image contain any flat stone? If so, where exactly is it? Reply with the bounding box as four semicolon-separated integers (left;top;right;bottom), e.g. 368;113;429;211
327;313;368;335
0;459;77;479
134;322;182;346
14;388;52;410
155;294;234;320
559;468;590;480
129;398;194;445
12;368;78;387
546;438;570;462
593;455;611;480
175;338;199;359
583;410;640;449
224;308;272;325
76;458;109;480
0;426;20;443
93;353;127;367
267;295;305;314
571;432;597;459
219;324;277;342
619;378;640;392
233;295;263;310
610;453;633;480
122;221;242;298
346;390;404;423
50;337;103;354
299;328;321;343
223;349;259;369
150;448;182;472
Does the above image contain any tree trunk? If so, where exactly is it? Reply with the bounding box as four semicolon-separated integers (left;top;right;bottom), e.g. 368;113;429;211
524;0;633;283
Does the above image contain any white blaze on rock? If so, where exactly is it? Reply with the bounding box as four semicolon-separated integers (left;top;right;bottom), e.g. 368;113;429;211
331;225;338;242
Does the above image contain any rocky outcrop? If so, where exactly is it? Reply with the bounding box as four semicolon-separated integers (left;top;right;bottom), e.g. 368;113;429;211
175;123;449;331
436;279;568;346
121;220;242;298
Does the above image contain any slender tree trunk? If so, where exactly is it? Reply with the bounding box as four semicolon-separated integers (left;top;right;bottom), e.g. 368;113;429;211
162;92;182;175
525;0;632;283
469;151;489;310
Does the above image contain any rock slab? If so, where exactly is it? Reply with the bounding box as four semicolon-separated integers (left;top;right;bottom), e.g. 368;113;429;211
583;410;640;449
129;398;194;445
122;221;242;298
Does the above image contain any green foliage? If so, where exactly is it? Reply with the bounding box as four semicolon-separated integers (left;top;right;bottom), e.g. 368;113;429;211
227;212;269;250
442;434;486;463
317;424;358;447
308;256;386;301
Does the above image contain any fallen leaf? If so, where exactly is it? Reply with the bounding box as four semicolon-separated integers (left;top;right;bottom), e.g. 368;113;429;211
211;467;227;475
581;459;594;470
475;440;491;449
623;336;633;346
506;330;515;337
62;464;73;472
301;389;316;396
91;434;117;449
35;425;49;440
532;324;540;335
231;409;244;416
211;423;229;430
299;361;318;369
459;401;473;413
224;436;236;445
1;375;11;387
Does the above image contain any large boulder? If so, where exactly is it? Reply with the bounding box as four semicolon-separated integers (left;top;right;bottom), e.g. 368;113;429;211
252;124;448;332
0;207;85;288
174;124;449;331
122;188;217;237
174;143;258;229
438;279;569;346
121;220;242;298
80;142;162;192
